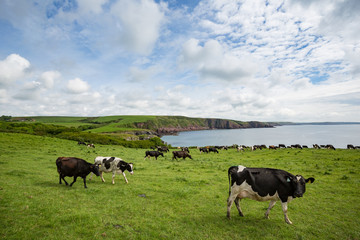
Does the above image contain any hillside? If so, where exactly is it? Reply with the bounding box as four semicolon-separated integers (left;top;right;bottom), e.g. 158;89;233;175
10;115;277;136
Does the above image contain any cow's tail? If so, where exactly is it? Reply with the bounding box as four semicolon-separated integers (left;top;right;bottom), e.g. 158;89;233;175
228;166;234;197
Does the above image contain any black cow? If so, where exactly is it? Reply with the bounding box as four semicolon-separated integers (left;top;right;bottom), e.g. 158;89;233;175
172;151;192;160
144;151;164;160
157;146;169;152
56;157;100;188
347;144;355;149
326;144;336;150
199;147;209;154
78;141;87;145
208;147;219;153
227;165;315;224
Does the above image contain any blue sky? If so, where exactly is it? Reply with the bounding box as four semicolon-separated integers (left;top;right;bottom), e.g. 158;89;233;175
0;0;359;122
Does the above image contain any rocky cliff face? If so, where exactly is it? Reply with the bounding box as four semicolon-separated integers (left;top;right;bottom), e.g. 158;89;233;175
135;118;275;136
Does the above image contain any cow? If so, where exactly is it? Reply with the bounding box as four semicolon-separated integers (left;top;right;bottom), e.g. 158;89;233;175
77;141;87;145
157;146;169;152
91;156;133;184
278;144;286;148
199;147;209;154
172;151;192;160
144;151;164;160
181;147;190;152
326;144;336;150
347;144;355;149
269;145;278;150
56;157;100;188
208;147;219;153
227;165;315;224
87;143;95;148
313;144;320;149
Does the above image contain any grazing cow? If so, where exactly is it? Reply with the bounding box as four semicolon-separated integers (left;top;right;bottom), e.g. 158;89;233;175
91;156;133;184
144;151;164;160
326;144;336;150
237;146;244;152
269;145;278;150
227;165;315;224
291;144;303;149
87;143;95;148
56;157;100;188
347;144;355;149
313;144;320;149
157;146;169;152
172;151;192;160
78;141;87;145
208;147;219;153
181;147;190;152
278;144;286;148
199;147;209;154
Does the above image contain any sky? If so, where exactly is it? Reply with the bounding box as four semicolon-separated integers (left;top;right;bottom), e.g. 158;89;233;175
0;0;359;122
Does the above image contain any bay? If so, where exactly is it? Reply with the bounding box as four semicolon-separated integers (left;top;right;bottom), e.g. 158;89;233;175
161;124;360;149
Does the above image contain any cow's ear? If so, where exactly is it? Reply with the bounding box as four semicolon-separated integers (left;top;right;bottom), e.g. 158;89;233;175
305;177;315;183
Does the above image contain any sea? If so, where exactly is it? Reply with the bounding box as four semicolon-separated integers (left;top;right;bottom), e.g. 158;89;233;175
161;124;360;149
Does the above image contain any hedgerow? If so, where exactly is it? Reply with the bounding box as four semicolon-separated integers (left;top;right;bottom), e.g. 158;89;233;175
0;122;163;148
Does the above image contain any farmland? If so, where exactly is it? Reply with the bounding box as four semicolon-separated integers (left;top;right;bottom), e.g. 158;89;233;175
0;132;359;239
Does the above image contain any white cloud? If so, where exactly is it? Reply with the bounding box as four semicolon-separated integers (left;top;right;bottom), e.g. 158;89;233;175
179;38;260;83
111;0;166;55
39;71;60;89
0;54;30;86
66;78;90;94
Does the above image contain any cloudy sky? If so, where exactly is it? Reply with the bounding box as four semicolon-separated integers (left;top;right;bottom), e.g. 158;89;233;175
0;0;359;122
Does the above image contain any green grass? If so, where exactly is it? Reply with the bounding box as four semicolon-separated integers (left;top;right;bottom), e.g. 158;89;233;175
0;132;359;239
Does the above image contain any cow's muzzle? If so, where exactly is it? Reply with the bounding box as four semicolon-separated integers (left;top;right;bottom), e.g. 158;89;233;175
293;193;303;198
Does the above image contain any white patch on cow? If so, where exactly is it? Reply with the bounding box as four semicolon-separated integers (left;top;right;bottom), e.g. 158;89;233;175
296;176;301;181
231;180;280;202
237;165;246;172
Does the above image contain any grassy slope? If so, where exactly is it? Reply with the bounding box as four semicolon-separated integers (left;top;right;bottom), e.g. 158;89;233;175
13;116;266;134
0;132;359;239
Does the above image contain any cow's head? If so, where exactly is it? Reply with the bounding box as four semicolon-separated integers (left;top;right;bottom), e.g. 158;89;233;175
288;175;315;198
91;164;101;176
128;163;134;175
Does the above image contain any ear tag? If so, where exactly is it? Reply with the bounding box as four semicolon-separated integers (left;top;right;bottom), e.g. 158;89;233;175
287;177;291;182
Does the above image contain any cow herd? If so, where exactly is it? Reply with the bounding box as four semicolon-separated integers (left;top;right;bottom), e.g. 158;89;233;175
55;141;359;224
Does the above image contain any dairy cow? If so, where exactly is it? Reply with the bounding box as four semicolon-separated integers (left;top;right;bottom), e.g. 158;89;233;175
90;156;133;184
227;165;315;224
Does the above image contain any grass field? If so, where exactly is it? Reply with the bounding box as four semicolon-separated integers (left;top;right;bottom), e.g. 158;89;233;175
0;132;359;239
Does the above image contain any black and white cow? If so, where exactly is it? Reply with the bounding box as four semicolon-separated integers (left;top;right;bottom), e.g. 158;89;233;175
227;165;315;224
144;151;164;160
90;156;133;184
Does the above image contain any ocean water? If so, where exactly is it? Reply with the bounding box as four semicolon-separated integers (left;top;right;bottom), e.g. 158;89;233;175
161;124;360;149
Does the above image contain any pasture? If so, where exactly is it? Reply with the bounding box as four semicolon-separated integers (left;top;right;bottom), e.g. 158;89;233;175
0;132;359;239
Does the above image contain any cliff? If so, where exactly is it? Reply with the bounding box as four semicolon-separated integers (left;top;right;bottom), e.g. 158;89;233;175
132;116;276;136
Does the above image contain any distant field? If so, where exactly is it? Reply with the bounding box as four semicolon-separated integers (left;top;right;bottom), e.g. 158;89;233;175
0;132;359;239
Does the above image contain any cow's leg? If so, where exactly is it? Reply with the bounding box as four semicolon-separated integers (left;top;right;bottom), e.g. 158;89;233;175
112;172;116;184
100;172;105;182
70;176;77;187
281;202;292;224
265;200;277;219
82;177;87;188
234;197;244;217
122;172;128;183
60;174;68;185
227;192;239;219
